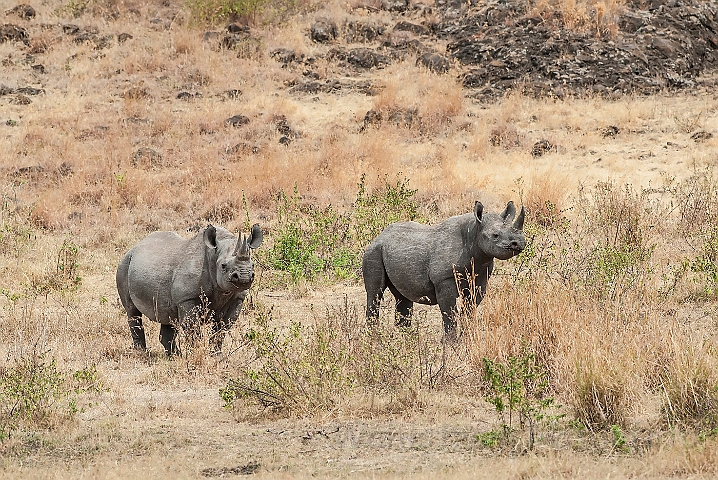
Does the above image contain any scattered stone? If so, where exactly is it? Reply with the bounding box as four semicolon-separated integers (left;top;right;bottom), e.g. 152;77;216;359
122;117;150;126
360;109;383;132
531;139;554;157
132;147;163;168
12;94;31;104
16;86;43;95
388;108;418;127
227;23;249;34
417;52;449;73
177;91;202;101
0;24;29;44
6;4;35;20
601;125;620;137
279;136;292;145
272;115;298;138
270;48;298;64
73;32;113;49
344;20;385;43
117;32;133;43
691;130;713;142
62;24;81;35
58;161;73;177
31;64;44;73
225;143;259;155
311;18;337;43
224;89;242;99
200;462;261;478
288;78;378;95
383;0;409;13
394;21;429;36
0;85;14;95
224;115;250;127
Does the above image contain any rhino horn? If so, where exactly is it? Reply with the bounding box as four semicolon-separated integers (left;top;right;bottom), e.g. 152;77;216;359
500;201;516;222
234;234;249;257
513;205;525;230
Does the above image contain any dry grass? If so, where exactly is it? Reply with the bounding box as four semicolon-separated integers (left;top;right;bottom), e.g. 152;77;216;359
3;0;718;477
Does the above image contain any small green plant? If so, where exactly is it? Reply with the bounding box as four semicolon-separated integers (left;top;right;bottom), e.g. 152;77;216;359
0;353;104;440
186;0;269;26
481;352;560;450
264;175;421;283
611;424;629;453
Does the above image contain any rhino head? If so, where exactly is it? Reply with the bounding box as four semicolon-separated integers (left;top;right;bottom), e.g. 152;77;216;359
473;201;526;260
204;224;263;292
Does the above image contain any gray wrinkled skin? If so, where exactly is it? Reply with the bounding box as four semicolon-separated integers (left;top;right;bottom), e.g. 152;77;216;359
116;224;263;356
363;201;526;340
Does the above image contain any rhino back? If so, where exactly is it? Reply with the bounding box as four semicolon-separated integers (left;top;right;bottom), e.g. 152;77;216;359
377;215;470;302
126;231;196;323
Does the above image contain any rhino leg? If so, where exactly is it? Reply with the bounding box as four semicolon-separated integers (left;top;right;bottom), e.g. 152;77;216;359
128;314;147;351
210;297;245;355
159;324;180;356
435;279;460;339
362;244;388;327
387;282;413;328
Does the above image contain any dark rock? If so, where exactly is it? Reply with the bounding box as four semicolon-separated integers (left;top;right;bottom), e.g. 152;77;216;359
31;64;44;73
6;4;35;20
272;115;297;138
531;139;554;157
383;0;409;12
73;32;113;49
177;91;201;101
225;143;259;155
227;23;250;34
0;24;29;44
279;136;292;145
12;94;31;105
691;130;713;142
0;85;13;95
123;87;150;100
311;19;337;43
224;89;242;99
122;117;150;126
360;109;383;132
344;48;390;69
388;108;418;127
16;86;43;95
62;24;80;35
344;20;385;43
417;52;449;73
394;21;429;36
270;48;297;64
117;32;133;43
601;125;620;137
203;31;220;43
224;115;250;127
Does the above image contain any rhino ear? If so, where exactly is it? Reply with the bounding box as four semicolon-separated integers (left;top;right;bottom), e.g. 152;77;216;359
474;201;483;224
501;201;516;222
203;225;218;249
248;223;263;249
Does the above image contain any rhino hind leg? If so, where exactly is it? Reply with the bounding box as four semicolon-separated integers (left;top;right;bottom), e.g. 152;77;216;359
159;324;180;357
128;314;147;351
387;283;413;328
362;245;388;327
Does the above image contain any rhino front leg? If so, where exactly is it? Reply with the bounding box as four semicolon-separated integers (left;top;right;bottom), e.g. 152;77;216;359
210;296;246;355
159;323;180;356
435;279;460;340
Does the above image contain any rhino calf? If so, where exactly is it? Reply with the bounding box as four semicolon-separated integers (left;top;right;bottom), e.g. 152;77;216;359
363;202;526;340
116;224;263;356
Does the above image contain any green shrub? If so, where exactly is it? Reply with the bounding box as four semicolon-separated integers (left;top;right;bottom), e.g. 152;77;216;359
0;353;104;440
264;175;421;283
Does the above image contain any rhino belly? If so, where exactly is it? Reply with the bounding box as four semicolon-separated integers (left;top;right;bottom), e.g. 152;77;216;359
383;261;436;304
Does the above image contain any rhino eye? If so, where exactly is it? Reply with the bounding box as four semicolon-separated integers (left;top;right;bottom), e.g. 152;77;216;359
221;262;228;270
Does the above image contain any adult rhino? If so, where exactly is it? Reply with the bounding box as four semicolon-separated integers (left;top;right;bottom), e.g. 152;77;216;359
363;201;526;340
116;224;263;356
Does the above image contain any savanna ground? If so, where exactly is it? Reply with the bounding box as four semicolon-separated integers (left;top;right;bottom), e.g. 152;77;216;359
3;0;718;478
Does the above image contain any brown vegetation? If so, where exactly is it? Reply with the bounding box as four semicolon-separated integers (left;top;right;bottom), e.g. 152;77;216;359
3;0;718;478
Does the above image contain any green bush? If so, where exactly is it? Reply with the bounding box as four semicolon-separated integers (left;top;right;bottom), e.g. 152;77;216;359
0;353;104;440
264;175;421;283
